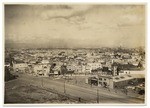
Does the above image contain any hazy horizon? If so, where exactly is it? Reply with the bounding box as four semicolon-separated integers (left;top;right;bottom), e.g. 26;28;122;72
5;4;145;49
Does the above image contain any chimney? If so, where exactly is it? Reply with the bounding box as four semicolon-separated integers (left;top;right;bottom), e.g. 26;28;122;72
113;66;117;76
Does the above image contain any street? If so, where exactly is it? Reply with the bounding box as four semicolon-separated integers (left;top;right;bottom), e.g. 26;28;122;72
9;74;144;104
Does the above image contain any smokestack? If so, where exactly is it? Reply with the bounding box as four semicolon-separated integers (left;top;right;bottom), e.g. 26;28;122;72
113;66;117;76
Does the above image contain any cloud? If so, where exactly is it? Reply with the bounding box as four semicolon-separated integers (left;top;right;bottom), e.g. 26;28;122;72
118;14;144;26
5;5;145;48
40;10;72;20
39;5;93;20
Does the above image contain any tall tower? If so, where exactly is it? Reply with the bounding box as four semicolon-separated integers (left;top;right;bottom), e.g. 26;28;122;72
113;65;118;76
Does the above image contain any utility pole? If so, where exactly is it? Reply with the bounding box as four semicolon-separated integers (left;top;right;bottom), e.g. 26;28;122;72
75;74;77;84
97;88;99;103
97;72;99;103
41;76;43;87
64;76;66;94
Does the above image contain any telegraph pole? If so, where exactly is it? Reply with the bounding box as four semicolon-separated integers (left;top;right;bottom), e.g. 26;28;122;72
97;88;99;103
75;74;77;84
64;76;66;94
41;76;43;87
97;72;99;103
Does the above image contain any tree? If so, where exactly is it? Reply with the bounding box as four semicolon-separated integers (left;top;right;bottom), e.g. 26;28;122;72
50;63;56;73
5;66;16;81
137;61;143;68
61;65;67;75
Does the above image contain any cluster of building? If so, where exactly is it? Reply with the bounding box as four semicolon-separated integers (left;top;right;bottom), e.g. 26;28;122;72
5;47;145;90
5;48;145;74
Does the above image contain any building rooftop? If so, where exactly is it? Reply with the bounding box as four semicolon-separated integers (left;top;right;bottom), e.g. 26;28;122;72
112;75;134;82
98;74;136;82
14;60;25;64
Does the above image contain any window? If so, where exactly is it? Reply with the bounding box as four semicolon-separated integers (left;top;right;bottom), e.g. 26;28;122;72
44;66;47;68
115;77;119;80
99;78;102;80
120;76;125;79
99;82;102;85
104;78;106;81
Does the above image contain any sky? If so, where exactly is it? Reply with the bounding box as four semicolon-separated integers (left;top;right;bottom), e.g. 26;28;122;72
5;4;145;48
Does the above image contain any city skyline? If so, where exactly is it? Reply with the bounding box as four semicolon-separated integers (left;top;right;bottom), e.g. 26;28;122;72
5;4;145;48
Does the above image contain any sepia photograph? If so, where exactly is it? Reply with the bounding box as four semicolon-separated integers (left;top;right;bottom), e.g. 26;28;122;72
4;3;146;105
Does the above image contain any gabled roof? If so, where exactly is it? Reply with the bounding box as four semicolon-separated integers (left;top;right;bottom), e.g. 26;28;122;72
14;60;25;64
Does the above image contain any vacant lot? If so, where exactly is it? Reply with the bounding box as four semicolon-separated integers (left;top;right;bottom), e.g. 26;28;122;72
4;73;145;104
5;78;77;104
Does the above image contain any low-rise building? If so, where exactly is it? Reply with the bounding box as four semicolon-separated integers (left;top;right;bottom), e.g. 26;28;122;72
97;74;135;89
85;63;102;73
33;64;50;76
52;66;61;75
119;70;145;75
13;60;28;72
